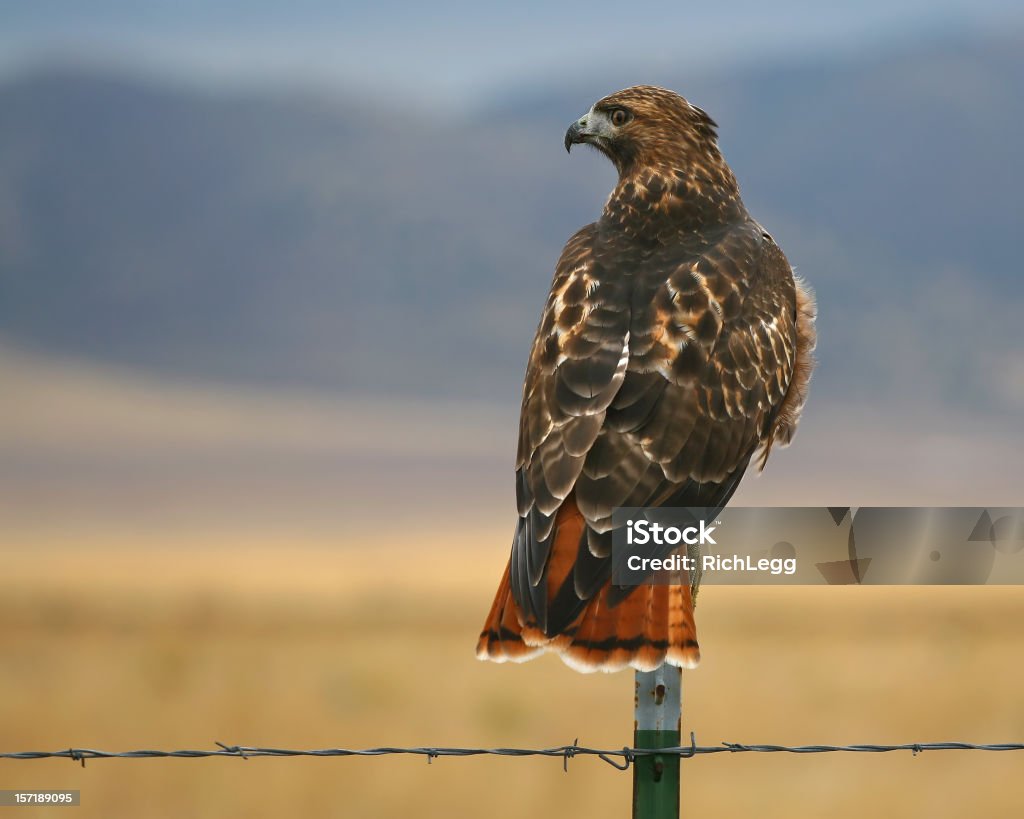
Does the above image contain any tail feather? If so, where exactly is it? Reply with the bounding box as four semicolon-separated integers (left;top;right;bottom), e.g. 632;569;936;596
667;583;701;668
560;584;643;672
478;492;700;673
475;561;545;663
560;582;699;673
477;562;700;673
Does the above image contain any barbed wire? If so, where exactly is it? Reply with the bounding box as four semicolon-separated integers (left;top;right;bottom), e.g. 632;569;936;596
3;736;1023;771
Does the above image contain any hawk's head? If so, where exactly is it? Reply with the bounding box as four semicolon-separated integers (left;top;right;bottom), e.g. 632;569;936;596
564;85;720;177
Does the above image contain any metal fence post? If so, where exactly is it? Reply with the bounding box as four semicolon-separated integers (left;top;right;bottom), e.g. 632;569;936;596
633;664;682;819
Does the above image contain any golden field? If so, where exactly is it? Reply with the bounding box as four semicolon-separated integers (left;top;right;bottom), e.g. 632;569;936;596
2;537;1024;818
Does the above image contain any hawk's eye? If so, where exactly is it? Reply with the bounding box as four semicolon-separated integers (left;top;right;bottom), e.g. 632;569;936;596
610;108;632;127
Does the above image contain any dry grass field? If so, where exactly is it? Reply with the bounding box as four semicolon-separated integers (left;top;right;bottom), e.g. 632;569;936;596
2;535;1024;818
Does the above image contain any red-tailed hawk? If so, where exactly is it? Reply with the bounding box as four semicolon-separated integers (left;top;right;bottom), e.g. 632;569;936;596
477;86;816;672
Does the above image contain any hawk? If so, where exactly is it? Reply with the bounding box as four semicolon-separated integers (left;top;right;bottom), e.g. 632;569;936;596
476;86;816;673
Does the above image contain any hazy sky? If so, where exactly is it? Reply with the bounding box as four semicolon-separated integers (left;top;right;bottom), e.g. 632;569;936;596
3;1;1022;104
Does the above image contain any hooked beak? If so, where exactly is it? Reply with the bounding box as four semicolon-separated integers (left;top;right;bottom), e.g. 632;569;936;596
564;112;592;153
564;109;613;154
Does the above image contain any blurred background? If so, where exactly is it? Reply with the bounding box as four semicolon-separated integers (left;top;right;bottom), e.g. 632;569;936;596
2;2;1023;817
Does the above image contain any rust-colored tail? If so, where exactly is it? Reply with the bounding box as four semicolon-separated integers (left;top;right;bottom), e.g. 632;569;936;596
476;526;700;673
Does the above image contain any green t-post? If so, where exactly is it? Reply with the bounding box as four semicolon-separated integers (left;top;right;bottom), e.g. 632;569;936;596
633;665;682;819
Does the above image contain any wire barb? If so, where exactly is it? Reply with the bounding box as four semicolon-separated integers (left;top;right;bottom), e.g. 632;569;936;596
216;742;248;760
563;738;578;773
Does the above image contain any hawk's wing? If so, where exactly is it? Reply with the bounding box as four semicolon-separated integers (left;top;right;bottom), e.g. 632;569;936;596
511;220;803;635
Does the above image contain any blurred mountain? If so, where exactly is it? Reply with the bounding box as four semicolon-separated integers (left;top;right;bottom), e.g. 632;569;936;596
1;31;1022;413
